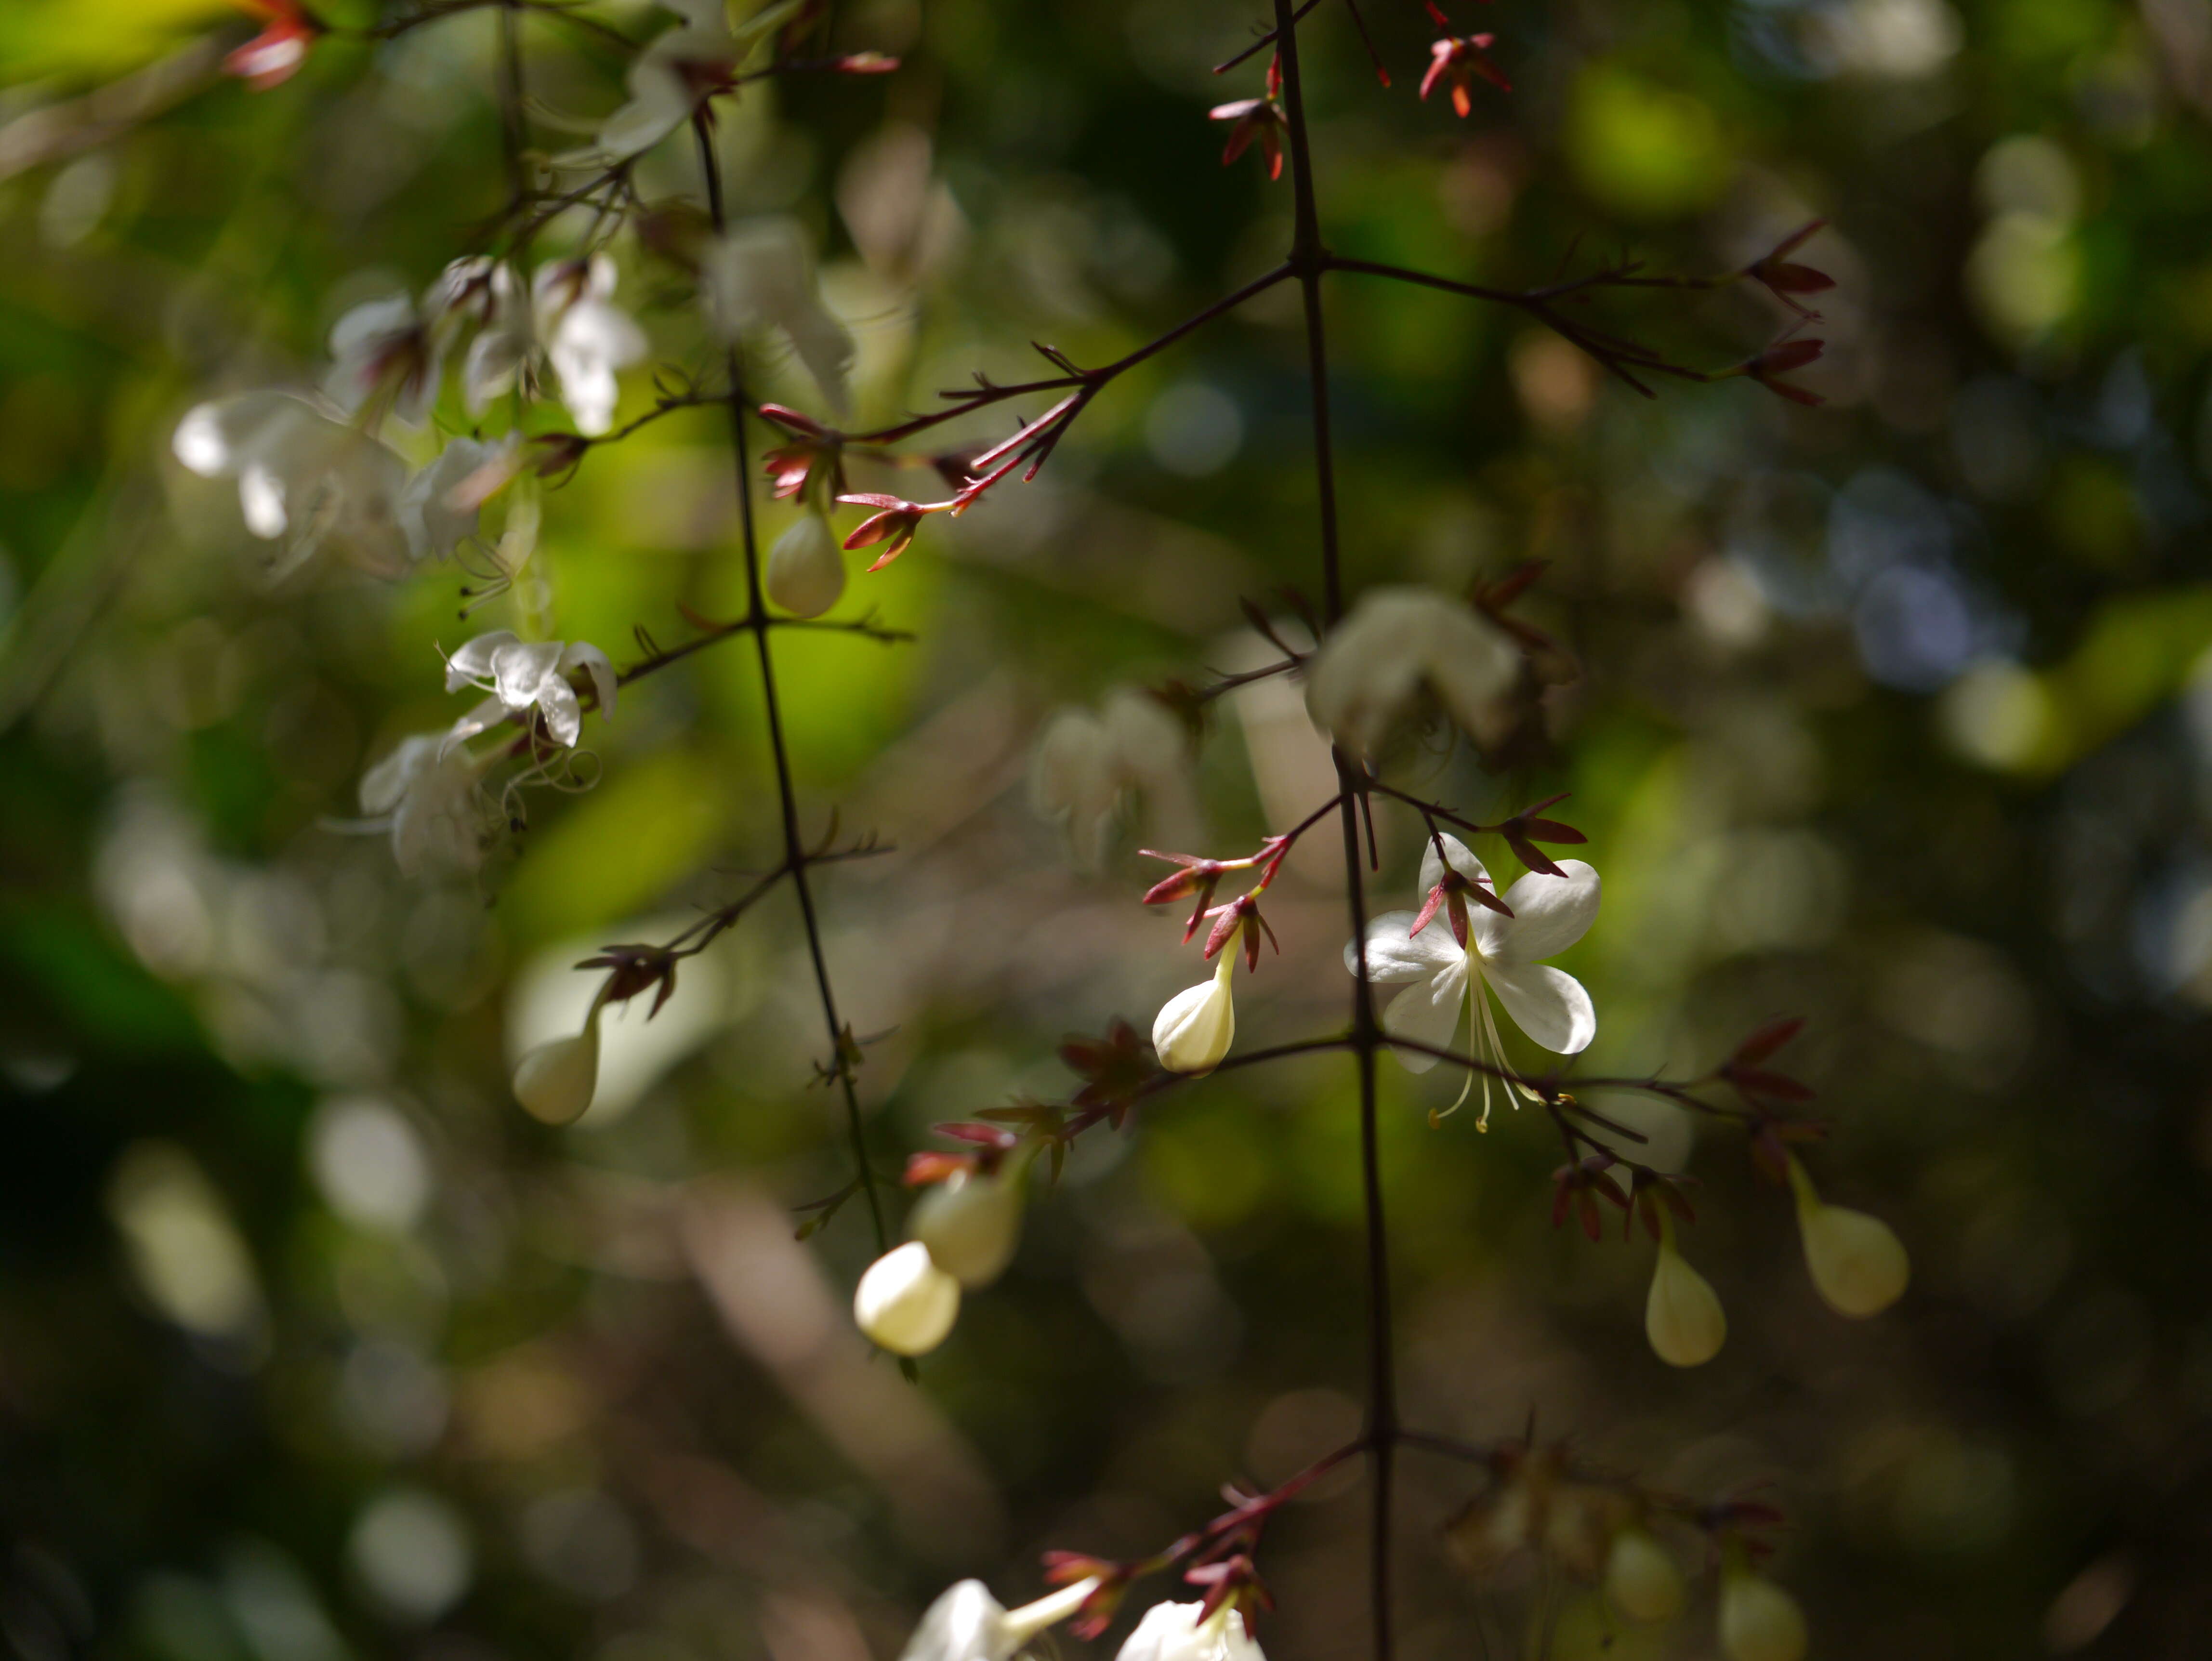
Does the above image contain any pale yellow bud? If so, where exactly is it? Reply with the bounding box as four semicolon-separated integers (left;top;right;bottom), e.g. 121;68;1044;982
512;1015;601;1125
1645;1226;1726;1367
1152;954;1236;1075
1604;1529;1685;1624
1789;1158;1909;1318
909;1165;1026;1288
854;1240;961;1356
1719;1570;1808;1661
766;509;846;619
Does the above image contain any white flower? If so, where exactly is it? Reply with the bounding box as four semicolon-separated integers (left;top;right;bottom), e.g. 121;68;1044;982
1116;1602;1265;1661
702;219;855;415
854;1240;960;1356
1153;952;1237;1076
595;22;736;158
173;392;413;579
1603;1529;1684;1623
766;508;846;617
897;1577;1101;1661
459;262;537;414
535;257;646;437
443;631;616;750
1304;585;1520;757
398;435;497;563
909;1165;1025;1289
1718;1570;1808;1661
1346;834;1596;1126
357;735;492;876
513;1007;602;1125
1031;688;1195;872
1787;1157;1909;1317
1645;1219;1726;1368
325;294;443;426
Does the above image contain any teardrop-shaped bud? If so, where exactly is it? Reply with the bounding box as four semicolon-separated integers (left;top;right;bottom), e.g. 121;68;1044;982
1604;1529;1684;1624
1718;1570;1808;1661
513;1016;601;1125
909;1166;1026;1289
854;1240;961;1356
1151;955;1237;1076
766;508;847;618
1645;1230;1726;1367
1790;1158;1909;1317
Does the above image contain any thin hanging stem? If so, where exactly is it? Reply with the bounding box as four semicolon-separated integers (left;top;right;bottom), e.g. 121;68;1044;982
1269;1;1395;1656
692;114;891;1261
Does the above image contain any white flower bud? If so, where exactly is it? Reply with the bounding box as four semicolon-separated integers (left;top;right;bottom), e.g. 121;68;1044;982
897;1578;1101;1661
1645;1227;1726;1368
1153;954;1237;1076
512;1013;601;1125
854;1240;961;1356
1115;1601;1265;1661
1604;1529;1684;1623
766;509;847;618
1789;1158;1909;1318
1304;586;1520;757
910;1166;1025;1289
1719;1570;1808;1661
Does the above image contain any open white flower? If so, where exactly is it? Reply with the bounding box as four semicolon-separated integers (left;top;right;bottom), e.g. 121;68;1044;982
325;293;444;426
1345;833;1596;1126
458;261;537;414
854;1241;960;1357
897;1577;1101;1661
358;734;494;876
1154;952;1237;1076
1116;1602;1265;1661
534;257;646;436
443;631;617;750
701;218;855;415
398;435;496;563
173;392;413;579
1031;688;1196;872
1304;586;1521;757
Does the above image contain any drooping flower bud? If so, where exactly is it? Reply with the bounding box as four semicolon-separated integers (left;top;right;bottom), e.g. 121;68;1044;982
1153;953;1237;1076
1788;1157;1909;1318
767;508;847;618
1718;1569;1808;1661
512;1008;602;1126
854;1240;961;1356
1114;1600;1265;1661
909;1164;1026;1289
1604;1529;1685;1623
1645;1219;1726;1367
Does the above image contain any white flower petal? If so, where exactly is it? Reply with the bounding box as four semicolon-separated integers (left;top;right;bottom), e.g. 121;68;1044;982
1481;960;1595;1055
1481;859;1600;962
1382;965;1466;1073
238;464;290;538
490;639;564;709
1346;910;1463;983
446;631;517;690
558;641;617;724
538;679;582;748
1416;831;1490;899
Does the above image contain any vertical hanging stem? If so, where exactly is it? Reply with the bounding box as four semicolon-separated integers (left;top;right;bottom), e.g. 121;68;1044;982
1268;4;1396;1659
693;115;892;1258
497;0;529;207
